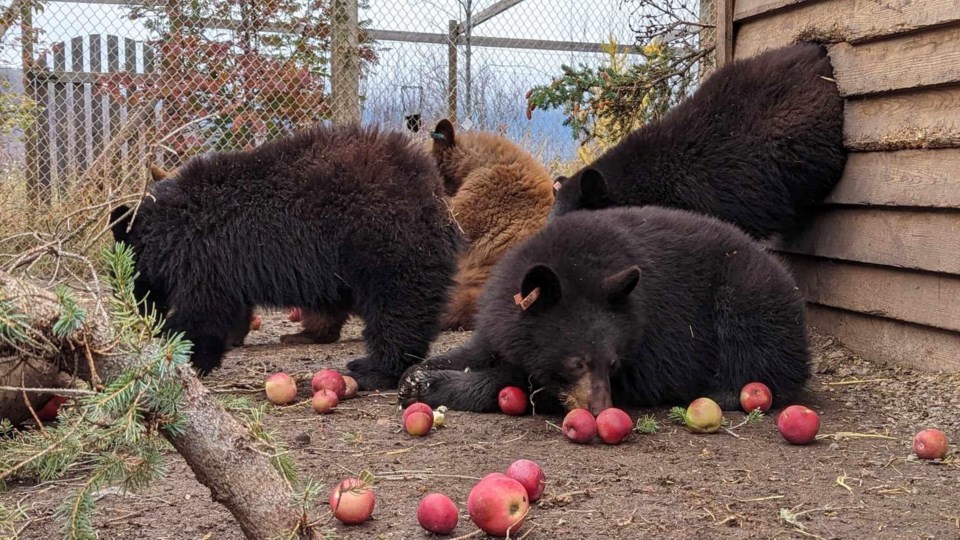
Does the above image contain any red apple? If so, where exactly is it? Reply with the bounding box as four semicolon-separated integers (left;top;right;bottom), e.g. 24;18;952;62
505;459;546;502
37;395;67;421
561;408;597;444
311;389;339;414
329;478;375;525
913;428;949;460
777;405;820;445
685;397;723;433
596;408;633;444
287;307;303;322
342;375;359;399
417;493;459;534
264;372;297;405
249;314;262;331
312;369;346;397
739;382;773;413
467;474;530;536
405;411;434;436
403;402;433;422
498;386;528;416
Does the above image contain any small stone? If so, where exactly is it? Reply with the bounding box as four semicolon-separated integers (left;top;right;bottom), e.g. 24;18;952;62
294;432;311;445
828;443;840;451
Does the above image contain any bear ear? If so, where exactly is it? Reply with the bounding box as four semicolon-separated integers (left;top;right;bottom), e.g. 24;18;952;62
518;264;562;313
110;205;133;243
430;119;456;149
149;164;170;184
602;266;641;304
579;168;608;208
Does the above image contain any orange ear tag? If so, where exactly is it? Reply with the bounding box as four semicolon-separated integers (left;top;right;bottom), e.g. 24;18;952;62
513;287;541;311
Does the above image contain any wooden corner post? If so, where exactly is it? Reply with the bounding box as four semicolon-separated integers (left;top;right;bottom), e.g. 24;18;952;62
715;0;735;68
332;0;360;125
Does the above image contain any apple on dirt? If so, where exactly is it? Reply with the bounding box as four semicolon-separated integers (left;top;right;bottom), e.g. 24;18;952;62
287;307;303;322
311;389;339;414
913;428;949;460
739;382;773;413
505;459;546;502
342;375;359;399
596;408;633;444
249;313;262;331
403;402;432;421
37;395;68;421
561;408;597;444
417;492;459;534
777;405;820;445
683;397;724;433
403;402;434;436
329;477;375;525
264;372;298;405
498;386;528;416
467;473;530;536
312;369;346;398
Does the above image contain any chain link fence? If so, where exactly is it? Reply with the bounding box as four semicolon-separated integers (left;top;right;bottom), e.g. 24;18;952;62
0;0;713;244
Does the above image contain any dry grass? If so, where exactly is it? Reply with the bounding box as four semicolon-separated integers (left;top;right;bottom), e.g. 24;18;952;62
0;156;149;280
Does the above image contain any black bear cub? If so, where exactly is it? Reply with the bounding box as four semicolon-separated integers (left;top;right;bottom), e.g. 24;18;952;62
550;43;846;240
111;124;461;390
399;206;811;413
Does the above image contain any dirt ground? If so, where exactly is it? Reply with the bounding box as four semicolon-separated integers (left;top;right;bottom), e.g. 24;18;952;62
5;313;960;540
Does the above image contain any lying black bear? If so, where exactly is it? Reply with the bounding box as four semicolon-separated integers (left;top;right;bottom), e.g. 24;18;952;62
398;206;811;413
111;124;461;390
550;43;845;240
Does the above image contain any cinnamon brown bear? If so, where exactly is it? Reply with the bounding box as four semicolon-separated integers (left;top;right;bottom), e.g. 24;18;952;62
286;120;555;343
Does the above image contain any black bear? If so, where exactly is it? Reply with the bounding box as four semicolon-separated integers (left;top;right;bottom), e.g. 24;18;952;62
111;124;461;390
550;43;846;240
286;119;555;341
398;206;811;414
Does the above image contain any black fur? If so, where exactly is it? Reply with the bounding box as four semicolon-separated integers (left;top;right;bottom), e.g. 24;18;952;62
111;124;461;389
550;43;846;240
399;206;811;413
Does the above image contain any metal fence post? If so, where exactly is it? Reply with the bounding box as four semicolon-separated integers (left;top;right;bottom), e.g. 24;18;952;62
446;20;459;125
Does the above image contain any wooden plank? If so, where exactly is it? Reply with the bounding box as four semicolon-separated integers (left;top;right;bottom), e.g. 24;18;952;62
829;25;960;97
89;34;104;164
735;0;960;60
806;304;960;373
122;38;137;176
844;86;960;152
825;149;960;208
106;35;121;149
51;42;68;197
734;0;812;21
777;209;960;274
70;36;87;175
786;256;960;333
715;0;734;67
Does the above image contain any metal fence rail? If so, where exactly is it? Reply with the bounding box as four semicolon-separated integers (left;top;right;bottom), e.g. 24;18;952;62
0;0;711;203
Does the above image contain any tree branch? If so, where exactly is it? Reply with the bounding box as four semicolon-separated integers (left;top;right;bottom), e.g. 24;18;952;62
0;271;319;540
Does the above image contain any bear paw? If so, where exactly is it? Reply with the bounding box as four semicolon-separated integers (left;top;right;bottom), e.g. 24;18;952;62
397;365;445;407
344;356;401;391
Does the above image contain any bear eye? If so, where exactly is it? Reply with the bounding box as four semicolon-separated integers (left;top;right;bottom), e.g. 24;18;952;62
570;357;587;371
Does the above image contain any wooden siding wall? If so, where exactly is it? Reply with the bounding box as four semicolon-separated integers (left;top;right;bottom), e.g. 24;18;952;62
733;0;960;373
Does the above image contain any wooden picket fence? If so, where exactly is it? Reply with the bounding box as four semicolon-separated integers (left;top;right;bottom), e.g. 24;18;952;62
25;34;158;201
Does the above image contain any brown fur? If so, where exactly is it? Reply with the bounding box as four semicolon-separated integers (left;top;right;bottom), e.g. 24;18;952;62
429;120;555;330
